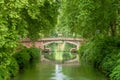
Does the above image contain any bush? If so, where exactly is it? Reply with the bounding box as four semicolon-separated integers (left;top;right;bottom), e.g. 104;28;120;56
27;47;40;61
0;52;19;80
79;39;105;65
13;47;41;69
99;52;118;76
0;52;10;80
110;65;120;80
79;36;120;79
0;65;9;80
7;57;19;77
0;45;40;79
109;53;120;80
13;48;30;69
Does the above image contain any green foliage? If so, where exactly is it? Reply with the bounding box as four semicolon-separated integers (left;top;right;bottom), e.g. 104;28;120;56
0;0;59;41
60;0;120;38
62;53;76;61
0;0;59;78
27;47;40;61
79;36;120;79
58;0;120;79
44;53;55;61
14;48;30;68
0;65;9;80
110;63;120;80
7;57;19;77
14;47;41;69
0;0;57;79
25;0;60;40
100;52;118;76
62;53;71;61
0;0;60;52
0;52;19;80
109;53;120;80
0;52;10;80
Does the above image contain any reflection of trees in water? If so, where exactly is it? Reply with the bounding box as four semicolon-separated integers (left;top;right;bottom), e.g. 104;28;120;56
45;43;76;61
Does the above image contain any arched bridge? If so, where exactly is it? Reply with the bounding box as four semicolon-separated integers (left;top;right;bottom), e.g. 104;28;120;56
21;38;84;50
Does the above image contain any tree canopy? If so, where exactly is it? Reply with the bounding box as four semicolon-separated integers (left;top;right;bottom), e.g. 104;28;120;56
0;0;60;51
60;0;120;38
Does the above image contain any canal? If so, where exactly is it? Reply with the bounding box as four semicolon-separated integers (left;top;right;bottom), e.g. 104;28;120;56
13;63;106;80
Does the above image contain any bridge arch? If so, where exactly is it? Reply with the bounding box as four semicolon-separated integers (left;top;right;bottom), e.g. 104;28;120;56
43;41;80;50
21;38;84;50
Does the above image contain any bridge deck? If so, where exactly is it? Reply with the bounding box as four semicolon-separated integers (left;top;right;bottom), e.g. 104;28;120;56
22;38;84;42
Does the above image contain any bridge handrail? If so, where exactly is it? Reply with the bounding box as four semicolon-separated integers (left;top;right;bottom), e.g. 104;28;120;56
21;38;84;42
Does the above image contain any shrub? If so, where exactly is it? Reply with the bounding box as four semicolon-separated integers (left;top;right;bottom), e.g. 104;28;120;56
13;48;30;69
109;53;120;80
27;47;40;61
79;36;120;79
0;65;9;80
79;39;105;65
0;52;10;80
0;52;19;80
7;57;19;77
110;65;120;80
13;47;41;68
99;52;118;76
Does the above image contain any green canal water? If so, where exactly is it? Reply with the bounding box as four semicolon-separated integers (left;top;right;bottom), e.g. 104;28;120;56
13;63;106;80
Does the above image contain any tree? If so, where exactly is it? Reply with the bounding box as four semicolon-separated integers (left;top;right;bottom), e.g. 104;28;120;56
60;0;120;38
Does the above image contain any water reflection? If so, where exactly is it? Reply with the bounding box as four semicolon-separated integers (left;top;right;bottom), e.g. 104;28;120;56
12;63;106;80
51;64;72;80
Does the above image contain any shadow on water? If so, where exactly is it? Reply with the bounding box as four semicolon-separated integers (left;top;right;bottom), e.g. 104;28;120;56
12;62;106;80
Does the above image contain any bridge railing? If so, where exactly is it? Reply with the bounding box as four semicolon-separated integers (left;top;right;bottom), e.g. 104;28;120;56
21;38;84;42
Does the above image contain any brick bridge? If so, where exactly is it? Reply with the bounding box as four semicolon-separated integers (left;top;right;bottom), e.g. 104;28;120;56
21;38;84;50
